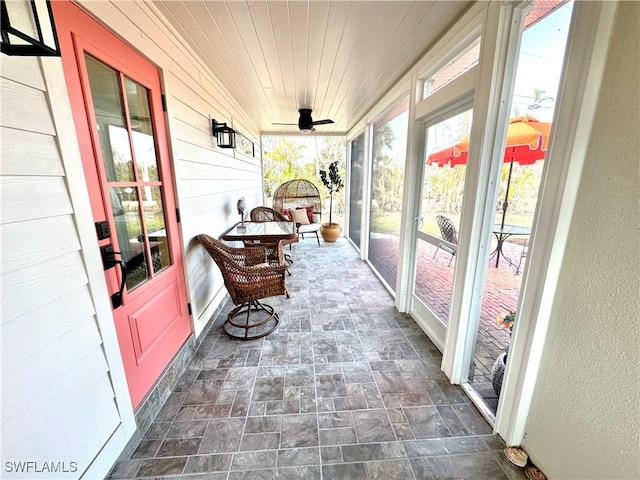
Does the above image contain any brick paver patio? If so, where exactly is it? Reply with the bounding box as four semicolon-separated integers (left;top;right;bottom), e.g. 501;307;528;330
368;233;526;414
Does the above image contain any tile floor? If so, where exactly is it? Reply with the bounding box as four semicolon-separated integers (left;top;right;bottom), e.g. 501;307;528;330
108;239;526;480
367;233;526;414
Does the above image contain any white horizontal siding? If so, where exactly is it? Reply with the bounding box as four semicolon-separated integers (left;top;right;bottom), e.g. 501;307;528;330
0;287;94;368
2;335;106;422
0;215;80;273
3;368;122;479
0;127;64;176
167;75;263;336
0;54;46;90
0;176;74;224
0;78;56;135
1;251;89;323
1;49;131;479
1;0;268;475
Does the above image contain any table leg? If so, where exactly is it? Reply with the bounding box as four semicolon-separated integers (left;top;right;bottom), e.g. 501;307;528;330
489;234;500;262
497;233;519;269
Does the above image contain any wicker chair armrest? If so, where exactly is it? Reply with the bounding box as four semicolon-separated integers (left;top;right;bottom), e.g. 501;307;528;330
275;239;287;265
198;234;268;265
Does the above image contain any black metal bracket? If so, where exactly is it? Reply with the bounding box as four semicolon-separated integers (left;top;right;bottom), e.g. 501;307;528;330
111;291;123;309
100;244;118;269
95;221;110;240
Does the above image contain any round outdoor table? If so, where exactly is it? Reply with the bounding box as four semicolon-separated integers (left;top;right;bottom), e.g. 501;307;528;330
490;224;531;269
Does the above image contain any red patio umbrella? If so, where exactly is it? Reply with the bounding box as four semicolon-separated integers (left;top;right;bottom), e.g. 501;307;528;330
426;116;551;228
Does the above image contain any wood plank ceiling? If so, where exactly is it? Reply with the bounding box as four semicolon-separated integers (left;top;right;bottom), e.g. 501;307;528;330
154;1;473;135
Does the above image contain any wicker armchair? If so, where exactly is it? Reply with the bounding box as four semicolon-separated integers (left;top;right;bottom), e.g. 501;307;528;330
196;234;288;340
433;215;458;266
272;179;322;245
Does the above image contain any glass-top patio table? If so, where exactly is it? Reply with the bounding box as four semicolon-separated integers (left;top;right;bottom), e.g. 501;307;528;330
491;224;531;269
221;221;298;275
221;221;298;243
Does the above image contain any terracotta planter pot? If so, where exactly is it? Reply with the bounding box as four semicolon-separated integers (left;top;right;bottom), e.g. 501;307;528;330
320;223;341;242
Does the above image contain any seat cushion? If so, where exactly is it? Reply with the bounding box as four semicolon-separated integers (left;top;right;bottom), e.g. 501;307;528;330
298;223;320;233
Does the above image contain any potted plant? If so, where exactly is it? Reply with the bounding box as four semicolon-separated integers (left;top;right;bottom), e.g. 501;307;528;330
491;310;516;397
319;160;344;242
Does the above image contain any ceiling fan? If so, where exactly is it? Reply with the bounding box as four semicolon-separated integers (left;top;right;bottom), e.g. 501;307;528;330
273;108;334;133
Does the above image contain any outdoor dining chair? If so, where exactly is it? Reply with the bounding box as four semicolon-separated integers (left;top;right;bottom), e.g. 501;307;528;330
196;234;289;340
434;215;458;266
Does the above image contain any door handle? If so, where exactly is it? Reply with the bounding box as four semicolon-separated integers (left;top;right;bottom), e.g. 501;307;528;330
111;257;127;309
100;244;127;308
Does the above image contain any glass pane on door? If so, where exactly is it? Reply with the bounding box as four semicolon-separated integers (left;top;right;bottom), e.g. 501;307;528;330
413;108;472;324
86;53;173;291
109;187;149;289
143;186;170;274
85;55;135;182
125;77;160;182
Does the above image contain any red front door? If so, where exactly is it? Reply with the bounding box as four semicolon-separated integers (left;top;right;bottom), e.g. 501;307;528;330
54;2;192;408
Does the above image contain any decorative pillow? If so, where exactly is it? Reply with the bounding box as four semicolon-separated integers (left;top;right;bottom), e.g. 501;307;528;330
297;205;314;223
290;208;310;225
282;208;291;220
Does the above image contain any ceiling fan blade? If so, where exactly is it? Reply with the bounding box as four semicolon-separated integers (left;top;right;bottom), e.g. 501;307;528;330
312;119;334;126
272;122;298;125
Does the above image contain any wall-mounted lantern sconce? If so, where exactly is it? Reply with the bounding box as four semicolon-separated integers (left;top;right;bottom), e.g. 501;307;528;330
211;119;236;149
1;0;61;56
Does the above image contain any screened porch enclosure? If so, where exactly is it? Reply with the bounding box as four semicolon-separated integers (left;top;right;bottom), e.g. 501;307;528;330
1;0;635;479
